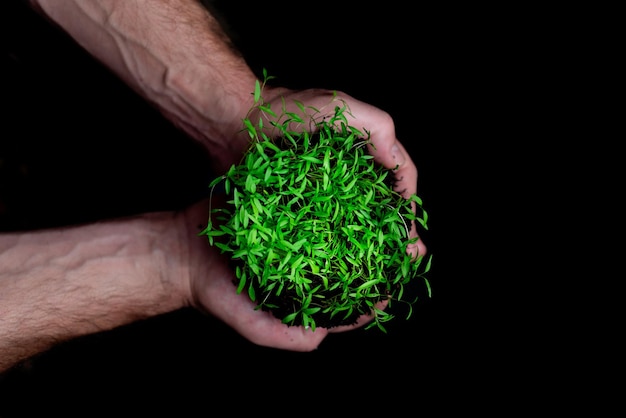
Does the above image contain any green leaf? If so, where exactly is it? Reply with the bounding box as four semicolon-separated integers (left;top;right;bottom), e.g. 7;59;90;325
203;75;433;331
253;79;261;103
282;312;298;324
245;174;256;193
356;279;379;292
301;155;323;164
236;269;247;294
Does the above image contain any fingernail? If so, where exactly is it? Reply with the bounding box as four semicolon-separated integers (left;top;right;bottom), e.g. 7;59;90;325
391;143;405;168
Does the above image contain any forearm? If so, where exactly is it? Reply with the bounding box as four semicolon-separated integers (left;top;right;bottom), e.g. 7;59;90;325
28;0;257;170
0;212;188;372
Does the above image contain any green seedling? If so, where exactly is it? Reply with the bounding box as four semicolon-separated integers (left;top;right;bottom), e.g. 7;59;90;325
201;70;432;332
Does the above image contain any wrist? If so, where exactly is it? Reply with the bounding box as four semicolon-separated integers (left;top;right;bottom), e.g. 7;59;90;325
134;211;191;313
158;62;258;172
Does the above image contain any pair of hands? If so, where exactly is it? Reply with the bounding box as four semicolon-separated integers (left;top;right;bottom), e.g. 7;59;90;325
176;87;425;351
0;0;425;372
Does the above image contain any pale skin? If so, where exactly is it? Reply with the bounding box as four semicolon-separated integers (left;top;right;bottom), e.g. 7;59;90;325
0;0;427;373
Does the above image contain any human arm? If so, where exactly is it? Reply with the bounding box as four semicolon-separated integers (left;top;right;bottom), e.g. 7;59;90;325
25;0;425;218
3;0;426;371
0;211;187;372
0;200;362;373
27;0;257;173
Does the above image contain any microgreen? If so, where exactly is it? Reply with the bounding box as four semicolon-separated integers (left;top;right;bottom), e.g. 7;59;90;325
200;70;432;332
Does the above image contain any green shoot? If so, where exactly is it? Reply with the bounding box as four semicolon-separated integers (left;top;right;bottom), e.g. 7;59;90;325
200;70;432;332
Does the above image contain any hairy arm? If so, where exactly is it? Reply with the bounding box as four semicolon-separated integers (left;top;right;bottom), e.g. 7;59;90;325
0;201;338;373
2;0;425;372
0;212;189;373
27;0;259;172
25;0;420;198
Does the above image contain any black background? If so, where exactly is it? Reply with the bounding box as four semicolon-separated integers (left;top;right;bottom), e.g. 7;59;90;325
0;0;575;415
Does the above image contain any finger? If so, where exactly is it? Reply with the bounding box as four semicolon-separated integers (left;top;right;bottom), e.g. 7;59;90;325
366;134;425;259
386;139;418;199
234;304;330;351
326;299;389;333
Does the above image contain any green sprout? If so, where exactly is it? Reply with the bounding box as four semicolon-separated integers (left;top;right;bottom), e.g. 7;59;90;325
200;69;432;333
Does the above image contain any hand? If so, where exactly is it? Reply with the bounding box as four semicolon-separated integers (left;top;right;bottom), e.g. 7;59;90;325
231;86;427;260
178;199;385;351
183;88;425;350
